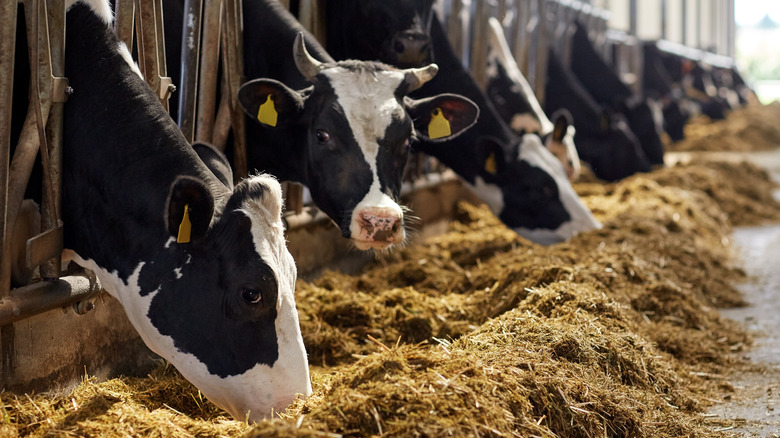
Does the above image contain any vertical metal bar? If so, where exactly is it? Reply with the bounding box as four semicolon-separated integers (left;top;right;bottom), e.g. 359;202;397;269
628;0;637;37
299;0;326;43
470;0;489;89
681;0;687;46
534;0;548;105
114;0;135;50
222;0;247;180
40;0;65;279
0;0;17;300
727;0;734;57
660;0;667;40
696;0;701;49
195;0;222;143
177;0;203;141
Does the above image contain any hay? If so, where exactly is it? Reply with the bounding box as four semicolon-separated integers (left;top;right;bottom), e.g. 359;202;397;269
667;102;780;152
2;158;778;437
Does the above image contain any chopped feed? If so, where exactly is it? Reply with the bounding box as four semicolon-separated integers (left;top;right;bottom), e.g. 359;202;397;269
3;110;780;436
667;101;780;152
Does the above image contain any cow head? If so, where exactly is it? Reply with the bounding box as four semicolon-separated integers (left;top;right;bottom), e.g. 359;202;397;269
239;34;478;250
69;171;310;423
466;134;601;245
329;0;435;68
543;110;581;181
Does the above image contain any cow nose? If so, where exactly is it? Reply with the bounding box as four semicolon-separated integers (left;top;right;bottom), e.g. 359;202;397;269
353;207;403;250
392;31;431;67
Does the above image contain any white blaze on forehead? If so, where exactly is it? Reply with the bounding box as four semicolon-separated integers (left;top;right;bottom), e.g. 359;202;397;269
322;66;407;239
515;134;601;242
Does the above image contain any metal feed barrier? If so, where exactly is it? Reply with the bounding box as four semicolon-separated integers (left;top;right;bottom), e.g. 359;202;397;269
0;0;739;338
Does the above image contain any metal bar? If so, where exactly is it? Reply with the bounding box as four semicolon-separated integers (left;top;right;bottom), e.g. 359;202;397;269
195;0;222;143
0;0;18;299
154;0;173;110
681;0;687;46
726;0;735;57
0;274;103;327
470;0;489;89
39;0;65;279
447;0;464;62
222;0;247;180
533;0;548;105
178;0;203;140
660;0;667;40
114;0;135;50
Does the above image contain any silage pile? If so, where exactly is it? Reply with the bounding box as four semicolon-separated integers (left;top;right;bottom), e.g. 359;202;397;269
667;101;780;152
2;160;779;437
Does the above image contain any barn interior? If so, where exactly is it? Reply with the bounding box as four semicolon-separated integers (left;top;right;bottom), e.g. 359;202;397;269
3;0;780;436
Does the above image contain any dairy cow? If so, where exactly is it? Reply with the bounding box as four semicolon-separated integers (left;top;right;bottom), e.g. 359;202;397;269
22;0;311;421
325;6;601;244
568;22;665;166
484;17;581;181
545;48;651;182
642;43;690;142
163;0;478;250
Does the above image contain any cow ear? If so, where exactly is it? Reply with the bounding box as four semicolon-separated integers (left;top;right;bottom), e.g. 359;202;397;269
166;176;215;244
238;79;305;128
476;137;506;181
550;109;572;142
193;141;234;189
405;94;479;142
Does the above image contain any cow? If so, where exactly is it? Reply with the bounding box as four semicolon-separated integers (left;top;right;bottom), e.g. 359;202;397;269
545;48;652;182
162;0;479;251
324;7;601;244
483;17;581;181
324;0;435;68
11;0;312;422
568;22;665;166
642;42;690;142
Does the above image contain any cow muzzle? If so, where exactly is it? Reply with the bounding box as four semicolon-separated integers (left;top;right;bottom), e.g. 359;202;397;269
351;206;405;250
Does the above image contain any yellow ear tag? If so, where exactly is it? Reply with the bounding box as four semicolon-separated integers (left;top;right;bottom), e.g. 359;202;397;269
177;204;192;243
428;108;451;139
484;152;498;175
257;94;278;127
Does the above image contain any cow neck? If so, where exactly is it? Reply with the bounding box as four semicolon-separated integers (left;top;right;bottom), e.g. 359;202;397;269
62;4;226;280
411;14;517;184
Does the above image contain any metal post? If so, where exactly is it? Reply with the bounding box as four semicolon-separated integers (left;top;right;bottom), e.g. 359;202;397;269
221;0;247;180
178;0;203;141
726;0;734;57
114;0;134;49
447;0;464;62
681;0;687;46
194;0;222;143
470;0;489;89
0;0;18;300
533;0;548;105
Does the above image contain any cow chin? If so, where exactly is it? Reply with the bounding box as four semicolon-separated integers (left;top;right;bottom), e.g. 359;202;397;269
352;238;396;251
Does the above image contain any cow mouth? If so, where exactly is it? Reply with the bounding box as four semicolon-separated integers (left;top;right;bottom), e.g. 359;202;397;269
352;238;394;251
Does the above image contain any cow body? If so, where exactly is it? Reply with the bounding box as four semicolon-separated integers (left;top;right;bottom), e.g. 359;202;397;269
59;0;309;421
545;48;651;182
568;22;665;166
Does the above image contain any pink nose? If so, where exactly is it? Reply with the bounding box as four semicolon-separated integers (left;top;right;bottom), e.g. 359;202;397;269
356;208;402;244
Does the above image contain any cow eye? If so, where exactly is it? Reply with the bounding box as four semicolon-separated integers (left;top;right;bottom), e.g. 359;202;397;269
241;288;263;305
316;129;331;144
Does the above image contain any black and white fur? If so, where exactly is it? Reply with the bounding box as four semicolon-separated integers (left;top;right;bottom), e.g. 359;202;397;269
61;0;309;421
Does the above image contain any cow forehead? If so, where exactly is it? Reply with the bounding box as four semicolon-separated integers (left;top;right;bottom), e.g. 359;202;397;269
321;66;408;144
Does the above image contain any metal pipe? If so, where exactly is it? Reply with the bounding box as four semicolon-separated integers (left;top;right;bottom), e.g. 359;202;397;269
0;274;103;326
660;0;667;40
114;0;134;50
0;0;18;299
195;0;222;143
177;0;203;141
533;0;548;105
469;0;489;90
222;0;247;181
681;0;687;46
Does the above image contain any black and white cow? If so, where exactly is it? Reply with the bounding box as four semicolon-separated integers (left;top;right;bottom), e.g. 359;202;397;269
324;0;435;68
484;17;581;181
642;43;691;142
53;0;309;421
164;0;478;251
568;22;665;166
323;4;601;244
545;48;652;182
